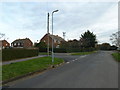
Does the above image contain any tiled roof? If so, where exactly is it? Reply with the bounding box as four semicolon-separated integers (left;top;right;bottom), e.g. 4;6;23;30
12;38;31;43
49;34;65;41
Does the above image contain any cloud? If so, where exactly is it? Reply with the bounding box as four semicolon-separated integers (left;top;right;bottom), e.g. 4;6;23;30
0;2;118;45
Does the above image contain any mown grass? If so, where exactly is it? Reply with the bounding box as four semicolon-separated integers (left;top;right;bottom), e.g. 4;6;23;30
71;51;97;55
2;57;64;81
39;52;51;55
112;52;120;62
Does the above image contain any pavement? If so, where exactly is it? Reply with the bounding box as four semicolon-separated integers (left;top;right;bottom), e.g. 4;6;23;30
3;51;118;88
2;55;47;65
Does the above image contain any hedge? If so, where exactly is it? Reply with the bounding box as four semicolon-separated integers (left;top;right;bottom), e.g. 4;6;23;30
39;48;67;53
39;48;96;53
2;48;39;61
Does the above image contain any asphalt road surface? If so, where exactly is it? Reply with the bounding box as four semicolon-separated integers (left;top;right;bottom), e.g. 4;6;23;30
5;51;118;88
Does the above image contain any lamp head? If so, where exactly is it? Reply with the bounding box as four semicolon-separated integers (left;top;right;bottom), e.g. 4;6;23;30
53;10;59;13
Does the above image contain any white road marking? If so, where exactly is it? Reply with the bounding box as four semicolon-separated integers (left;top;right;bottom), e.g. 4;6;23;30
75;59;77;60
80;55;87;58
66;62;70;64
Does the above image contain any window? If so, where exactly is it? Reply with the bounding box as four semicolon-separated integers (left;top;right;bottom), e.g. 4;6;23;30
54;39;56;43
58;41;60;44
56;45;60;48
18;43;20;46
14;43;16;46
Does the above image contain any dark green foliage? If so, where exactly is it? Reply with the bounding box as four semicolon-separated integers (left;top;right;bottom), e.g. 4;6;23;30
2;48;39;61
112;53;120;62
39;48;67;53
54;48;67;53
59;30;97;52
39;48;47;52
35;41;47;49
66;47;96;53
99;43;111;50
60;40;79;49
109;45;118;50
35;41;48;52
80;30;97;48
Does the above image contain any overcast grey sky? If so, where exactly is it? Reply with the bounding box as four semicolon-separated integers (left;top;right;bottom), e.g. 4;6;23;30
0;0;118;45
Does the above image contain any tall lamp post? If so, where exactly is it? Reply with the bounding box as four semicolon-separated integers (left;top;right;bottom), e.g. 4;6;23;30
51;10;59;66
47;13;50;56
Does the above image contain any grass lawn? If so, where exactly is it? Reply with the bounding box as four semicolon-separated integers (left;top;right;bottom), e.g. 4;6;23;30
39;52;52;55
2;56;64;81
112;52;120;62
71;51;97;55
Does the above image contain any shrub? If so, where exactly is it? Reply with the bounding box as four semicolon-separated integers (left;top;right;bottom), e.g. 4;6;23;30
54;48;67;53
38;47;96;53
2;48;39;61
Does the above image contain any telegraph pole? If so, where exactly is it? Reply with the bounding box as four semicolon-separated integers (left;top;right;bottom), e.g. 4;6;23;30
47;13;50;56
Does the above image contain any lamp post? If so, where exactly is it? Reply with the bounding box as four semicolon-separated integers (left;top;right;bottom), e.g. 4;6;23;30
51;10;59;66
47;13;50;56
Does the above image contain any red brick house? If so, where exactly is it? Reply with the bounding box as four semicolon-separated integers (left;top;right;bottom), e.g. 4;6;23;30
40;33;65;48
0;40;10;49
11;38;33;48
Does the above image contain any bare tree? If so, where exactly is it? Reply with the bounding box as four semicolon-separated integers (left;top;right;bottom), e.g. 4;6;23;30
0;33;5;39
110;31;120;47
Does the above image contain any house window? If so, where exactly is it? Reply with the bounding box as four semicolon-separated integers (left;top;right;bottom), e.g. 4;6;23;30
14;43;16;46
18;43;20;46
58;41;60;44
54;39;56;43
56;45;60;48
44;40;46;42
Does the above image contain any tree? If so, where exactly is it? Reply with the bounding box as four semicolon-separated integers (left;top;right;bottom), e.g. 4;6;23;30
100;43;111;50
59;41;68;48
60;39;80;49
35;41;47;48
0;33;5;39
110;31;120;47
80;30;97;48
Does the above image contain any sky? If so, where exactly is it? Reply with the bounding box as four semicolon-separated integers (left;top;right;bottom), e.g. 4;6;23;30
0;0;118;45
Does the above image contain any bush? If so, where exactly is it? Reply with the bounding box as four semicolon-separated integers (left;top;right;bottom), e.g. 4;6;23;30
39;48;67;53
66;47;96;53
54;48;67;53
112;52;120;62
2;48;39;61
39;48;47;52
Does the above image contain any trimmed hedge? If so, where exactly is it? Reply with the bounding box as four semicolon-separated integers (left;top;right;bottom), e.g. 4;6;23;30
39;48;67;53
39;48;96;53
2;48;39;61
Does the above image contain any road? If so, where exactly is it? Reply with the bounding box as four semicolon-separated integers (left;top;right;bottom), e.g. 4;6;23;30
5;51;118;88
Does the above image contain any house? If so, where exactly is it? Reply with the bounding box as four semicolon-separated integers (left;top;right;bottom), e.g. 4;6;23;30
0;40;10;49
11;38;33;48
40;33;65;48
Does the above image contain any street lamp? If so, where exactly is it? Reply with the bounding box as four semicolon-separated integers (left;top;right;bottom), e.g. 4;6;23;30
51;10;59;66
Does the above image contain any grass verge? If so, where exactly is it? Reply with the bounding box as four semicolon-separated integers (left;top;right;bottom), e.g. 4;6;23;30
2;56;64;81
71;51;97;55
112;52;120;62
39;52;52;55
